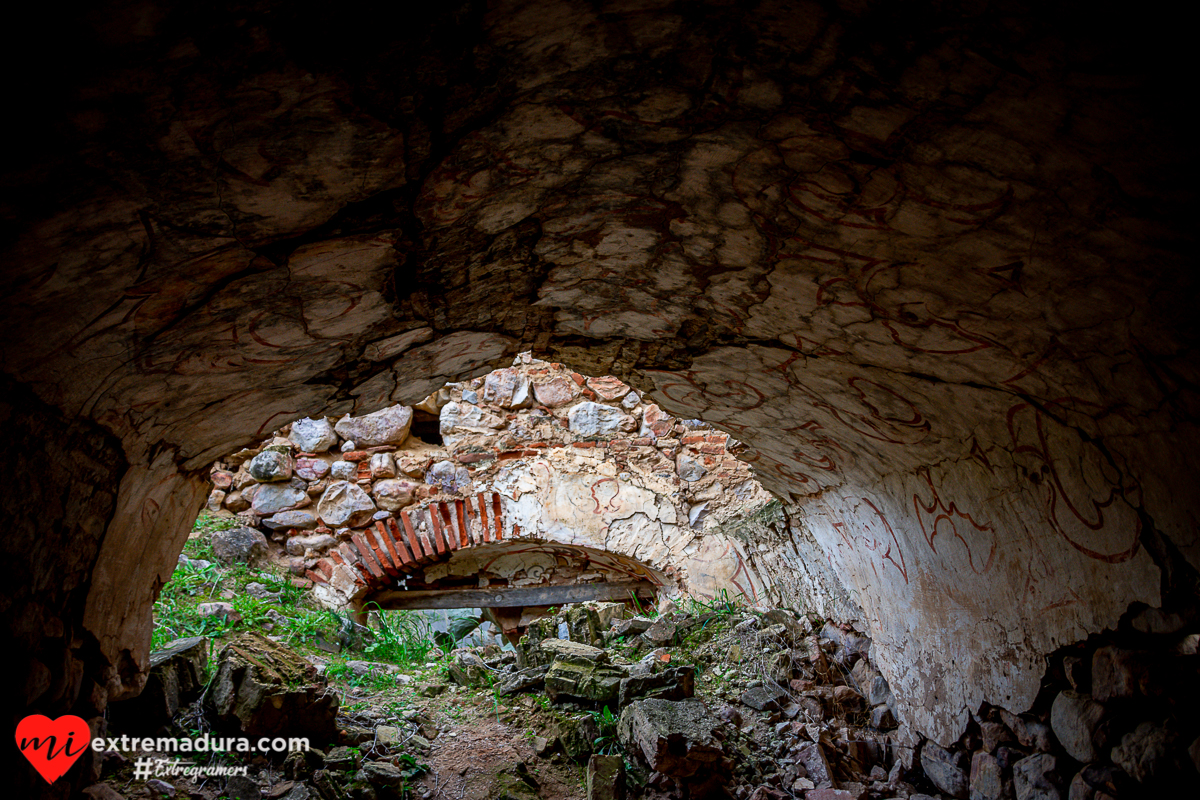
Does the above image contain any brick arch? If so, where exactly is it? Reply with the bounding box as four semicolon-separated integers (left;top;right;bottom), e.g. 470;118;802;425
310;492;667;616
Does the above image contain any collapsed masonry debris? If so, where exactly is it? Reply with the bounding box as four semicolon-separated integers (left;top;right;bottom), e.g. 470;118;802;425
207;633;340;742
96;557;1199;800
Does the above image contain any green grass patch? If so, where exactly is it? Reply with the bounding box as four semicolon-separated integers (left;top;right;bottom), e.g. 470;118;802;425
361;605;439;667
153;514;338;652
282;608;344;645
323;661;398;692
152;558;231;649
156;515;444;683
191;511;240;535
681;587;747;618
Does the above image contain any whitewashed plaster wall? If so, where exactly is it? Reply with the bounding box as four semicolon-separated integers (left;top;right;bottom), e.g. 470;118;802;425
645;345;1172;745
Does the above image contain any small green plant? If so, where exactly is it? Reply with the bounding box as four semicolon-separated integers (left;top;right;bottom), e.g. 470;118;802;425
396;753;430;799
385;700;412;720
181;534;218;562
588;705;621;755
482;672;508;722
230;594;270;627
684;588;745;618
325;662;352;681
255;571;305;606
628;592;657;618
323;660;399;692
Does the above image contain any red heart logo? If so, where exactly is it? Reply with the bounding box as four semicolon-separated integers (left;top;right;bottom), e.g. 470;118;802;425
15;715;91;784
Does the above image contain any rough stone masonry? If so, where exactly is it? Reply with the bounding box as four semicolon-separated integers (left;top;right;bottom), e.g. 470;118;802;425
206;356;806;618
0;1;1194;796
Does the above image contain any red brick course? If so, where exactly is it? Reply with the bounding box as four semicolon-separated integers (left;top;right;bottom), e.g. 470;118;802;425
315;492;510;597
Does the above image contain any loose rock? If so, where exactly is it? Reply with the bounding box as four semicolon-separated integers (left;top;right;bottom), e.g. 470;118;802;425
618;699;725;779
1012;753;1062;800
109;637;207;732
248;449;293;482
208;633;339;741
146;780;175;799
620;665;696;707
1111;722;1177;784
334;406;413;447
316;480;376;527
497;665;550;696
545;653;628;704
1050;690;1107;763
211;526;269;565
289;418;338;452
920;740;969;799
740;684;788;712
793;741;835;788
587;753;626;800
448;650;489;688
969;752;1007;800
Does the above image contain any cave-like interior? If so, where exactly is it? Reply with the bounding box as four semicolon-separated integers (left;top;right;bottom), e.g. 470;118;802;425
1;1;1195;797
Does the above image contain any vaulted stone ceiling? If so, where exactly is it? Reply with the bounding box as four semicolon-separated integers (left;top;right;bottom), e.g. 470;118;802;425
1;0;1195;785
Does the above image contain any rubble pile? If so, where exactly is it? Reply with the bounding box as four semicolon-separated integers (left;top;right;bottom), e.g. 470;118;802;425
96;586;1199;800
441;601;907;799
935;613;1200;800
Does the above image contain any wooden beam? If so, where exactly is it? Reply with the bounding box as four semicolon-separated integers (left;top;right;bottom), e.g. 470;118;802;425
367;580;658;610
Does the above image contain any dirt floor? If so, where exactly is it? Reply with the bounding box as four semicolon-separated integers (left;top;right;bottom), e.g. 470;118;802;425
417;706;584;800
99;686;587;800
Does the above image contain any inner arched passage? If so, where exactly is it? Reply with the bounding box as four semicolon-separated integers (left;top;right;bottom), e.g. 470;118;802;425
311;492;663;609
331;524;665;643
